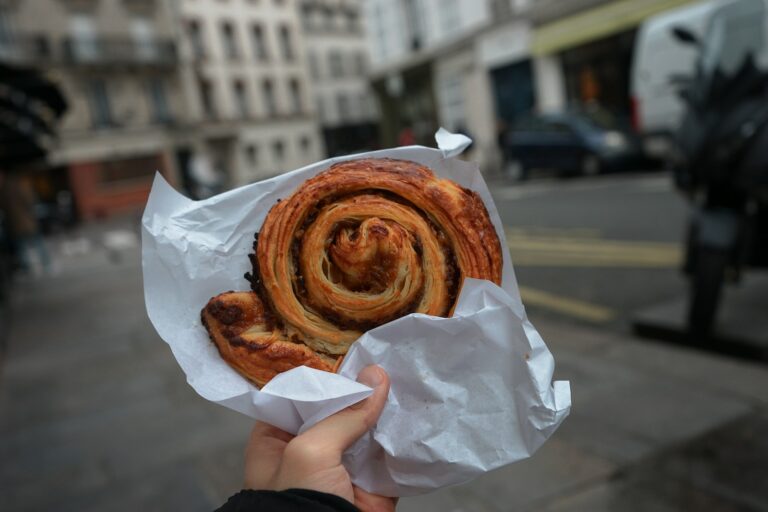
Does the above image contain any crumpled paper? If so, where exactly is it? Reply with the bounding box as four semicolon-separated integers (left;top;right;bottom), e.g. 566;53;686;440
141;130;571;497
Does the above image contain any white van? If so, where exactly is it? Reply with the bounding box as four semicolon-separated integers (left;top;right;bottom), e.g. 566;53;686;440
630;0;718;157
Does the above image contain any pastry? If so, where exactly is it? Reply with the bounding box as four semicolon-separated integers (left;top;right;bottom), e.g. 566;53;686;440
202;158;502;387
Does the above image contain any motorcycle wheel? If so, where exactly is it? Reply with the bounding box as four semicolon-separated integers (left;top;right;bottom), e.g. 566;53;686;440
687;247;729;341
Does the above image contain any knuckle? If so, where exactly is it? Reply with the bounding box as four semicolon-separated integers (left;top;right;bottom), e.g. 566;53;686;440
283;438;327;464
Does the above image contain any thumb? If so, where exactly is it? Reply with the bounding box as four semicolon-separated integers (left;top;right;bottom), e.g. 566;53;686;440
298;365;390;457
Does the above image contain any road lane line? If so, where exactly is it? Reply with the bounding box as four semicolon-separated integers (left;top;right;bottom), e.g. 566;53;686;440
505;231;682;268
510;256;678;268
519;286;616;323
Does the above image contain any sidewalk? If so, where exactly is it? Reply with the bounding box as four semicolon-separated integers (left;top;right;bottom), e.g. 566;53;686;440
1;219;767;511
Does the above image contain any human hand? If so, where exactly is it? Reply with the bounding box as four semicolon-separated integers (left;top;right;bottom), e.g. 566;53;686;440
243;365;395;512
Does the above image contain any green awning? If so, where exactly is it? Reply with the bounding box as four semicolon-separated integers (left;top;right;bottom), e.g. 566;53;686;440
532;0;699;55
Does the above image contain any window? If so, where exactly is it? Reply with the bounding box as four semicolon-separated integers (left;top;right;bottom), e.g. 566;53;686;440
147;78;171;123
188;20;205;59
299;135;311;154
323;7;335;31
438;73;466;132
288;78;302;114
0;7;12;48
308;51;320;79
272;140;285;162
358;93;369;120
345;8;360;32
374;4;387;61
301;4;313;31
220;22;239;60
278;24;294;61
131;17;156;61
329;50;343;76
337;93;350;122
199;78;216;119
251;24;268;61
299;135;312;156
316;95;326;122
245;144;258;165
439;0;460;34
233;80;249;118
86;79;113;128
355;52;366;76
545;121;574;134
403;0;424;50
70;14;98;61
262;79;277;116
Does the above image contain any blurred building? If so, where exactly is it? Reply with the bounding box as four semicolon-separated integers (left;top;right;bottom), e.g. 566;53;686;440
363;0;533;171
528;0;699;121
177;0;324;188
0;0;182;220
299;0;379;156
362;0;710;174
0;0;339;220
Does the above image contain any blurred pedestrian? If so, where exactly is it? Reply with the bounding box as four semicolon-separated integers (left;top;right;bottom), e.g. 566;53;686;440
216;365;395;512
397;123;416;147
0;173;51;276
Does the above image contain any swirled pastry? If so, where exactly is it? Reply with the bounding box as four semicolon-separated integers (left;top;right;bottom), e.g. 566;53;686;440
202;158;502;386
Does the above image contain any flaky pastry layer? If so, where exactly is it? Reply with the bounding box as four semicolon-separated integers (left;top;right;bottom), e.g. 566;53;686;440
203;158;502;386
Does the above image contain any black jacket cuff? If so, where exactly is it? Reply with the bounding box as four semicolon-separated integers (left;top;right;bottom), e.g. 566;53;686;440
215;488;360;512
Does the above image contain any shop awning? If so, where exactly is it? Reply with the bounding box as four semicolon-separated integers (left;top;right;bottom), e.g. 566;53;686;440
532;0;699;55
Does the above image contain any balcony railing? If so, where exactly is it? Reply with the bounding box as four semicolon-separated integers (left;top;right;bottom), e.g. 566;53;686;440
0;34;177;68
62;37;177;67
0;35;54;64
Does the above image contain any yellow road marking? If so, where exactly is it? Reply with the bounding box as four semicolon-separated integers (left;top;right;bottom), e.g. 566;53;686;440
519;286;615;323
506;227;602;239
505;230;682;268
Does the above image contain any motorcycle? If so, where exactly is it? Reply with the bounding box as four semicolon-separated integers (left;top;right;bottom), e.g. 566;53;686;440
671;0;768;340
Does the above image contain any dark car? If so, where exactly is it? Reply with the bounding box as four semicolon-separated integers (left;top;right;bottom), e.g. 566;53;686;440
502;110;643;180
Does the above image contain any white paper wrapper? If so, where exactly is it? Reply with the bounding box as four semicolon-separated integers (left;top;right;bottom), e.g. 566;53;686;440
141;131;571;497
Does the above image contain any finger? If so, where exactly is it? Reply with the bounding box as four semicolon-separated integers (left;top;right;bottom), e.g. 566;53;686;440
250;421;295;444
353;487;398;512
244;421;295;489
297;365;390;458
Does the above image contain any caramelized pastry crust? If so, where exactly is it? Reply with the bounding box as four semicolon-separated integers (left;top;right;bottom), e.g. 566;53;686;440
202;291;336;388
202;158;502;386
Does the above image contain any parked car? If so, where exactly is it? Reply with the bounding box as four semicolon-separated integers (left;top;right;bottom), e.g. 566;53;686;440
502;110;643;180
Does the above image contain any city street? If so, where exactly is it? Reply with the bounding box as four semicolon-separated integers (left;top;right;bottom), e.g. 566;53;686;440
491;171;688;331
4;0;768;508
1;174;767;511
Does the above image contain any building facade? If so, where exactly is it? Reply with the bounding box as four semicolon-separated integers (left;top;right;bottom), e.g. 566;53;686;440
363;0;532;171
0;0;331;220
299;0;378;156
528;0;699;117
362;0;701;174
177;0;324;187
0;0;183;220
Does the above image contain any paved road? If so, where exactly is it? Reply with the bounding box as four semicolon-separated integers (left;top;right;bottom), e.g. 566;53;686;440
489;172;690;331
1;213;767;511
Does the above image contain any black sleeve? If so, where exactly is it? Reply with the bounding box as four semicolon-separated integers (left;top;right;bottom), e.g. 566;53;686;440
214;488;360;512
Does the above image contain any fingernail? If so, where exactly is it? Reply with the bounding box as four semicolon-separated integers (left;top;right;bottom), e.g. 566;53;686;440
357;365;384;388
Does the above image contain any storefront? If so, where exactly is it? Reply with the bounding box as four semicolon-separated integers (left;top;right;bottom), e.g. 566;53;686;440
68;153;172;220
490;59;536;126
531;0;698;117
372;62;438;148
560;29;636;119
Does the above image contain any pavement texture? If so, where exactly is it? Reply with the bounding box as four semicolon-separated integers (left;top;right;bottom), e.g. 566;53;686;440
633;272;768;360
1;216;767;512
